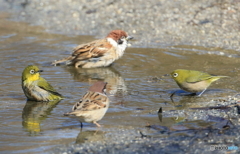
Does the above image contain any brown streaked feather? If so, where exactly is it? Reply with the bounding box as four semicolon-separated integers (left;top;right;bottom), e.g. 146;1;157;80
71;91;108;112
52;39;112;65
71;39;112;60
81;99;107;110
72;40;100;56
52;55;75;65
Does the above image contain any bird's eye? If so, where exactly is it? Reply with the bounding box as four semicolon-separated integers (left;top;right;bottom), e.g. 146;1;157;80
30;70;35;74
173;73;178;77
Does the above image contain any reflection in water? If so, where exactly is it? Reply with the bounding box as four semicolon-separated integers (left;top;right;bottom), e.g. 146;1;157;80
64;66;127;97
75;130;105;144
158;113;186;126
22;100;60;135
158;107;162;122
169;91;212;109
169;97;192;109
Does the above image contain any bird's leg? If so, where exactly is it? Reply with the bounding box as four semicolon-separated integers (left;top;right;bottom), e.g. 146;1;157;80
93;121;101;127
80;122;83;129
198;88;207;96
187;93;197;96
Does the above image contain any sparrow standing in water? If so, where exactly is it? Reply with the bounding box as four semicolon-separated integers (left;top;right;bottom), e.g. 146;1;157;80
22;65;63;101
64;81;109;127
52;30;133;68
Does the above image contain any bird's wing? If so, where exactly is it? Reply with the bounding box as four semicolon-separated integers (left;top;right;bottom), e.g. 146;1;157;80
71;39;112;61
52;39;113;65
72;91;108;112
186;72;212;83
37;77;62;97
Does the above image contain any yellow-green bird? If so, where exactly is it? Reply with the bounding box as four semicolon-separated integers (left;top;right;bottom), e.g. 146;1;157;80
170;69;227;96
22;65;63;101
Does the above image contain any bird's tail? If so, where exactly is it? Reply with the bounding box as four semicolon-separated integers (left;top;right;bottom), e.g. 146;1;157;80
52;56;74;66
211;75;228;82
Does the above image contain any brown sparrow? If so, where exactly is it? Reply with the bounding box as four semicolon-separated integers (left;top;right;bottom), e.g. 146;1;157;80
52;30;133;68
64;81;109;127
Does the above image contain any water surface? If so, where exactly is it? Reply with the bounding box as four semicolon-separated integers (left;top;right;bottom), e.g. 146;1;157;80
0;13;239;153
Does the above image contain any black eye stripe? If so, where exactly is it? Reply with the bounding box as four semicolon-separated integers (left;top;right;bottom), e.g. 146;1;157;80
117;39;123;44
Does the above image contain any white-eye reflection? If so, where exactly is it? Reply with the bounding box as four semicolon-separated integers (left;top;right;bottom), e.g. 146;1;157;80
22;100;61;135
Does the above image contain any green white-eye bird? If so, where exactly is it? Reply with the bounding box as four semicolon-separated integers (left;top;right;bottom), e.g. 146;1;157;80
170;69;228;96
22;65;63;101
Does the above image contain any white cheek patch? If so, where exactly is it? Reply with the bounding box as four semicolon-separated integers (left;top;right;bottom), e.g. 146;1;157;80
107;38;118;47
107;37;128;59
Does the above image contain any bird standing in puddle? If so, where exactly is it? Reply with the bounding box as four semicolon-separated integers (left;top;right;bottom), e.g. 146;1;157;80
64;81;109;128
52;30;133;68
170;69;228;96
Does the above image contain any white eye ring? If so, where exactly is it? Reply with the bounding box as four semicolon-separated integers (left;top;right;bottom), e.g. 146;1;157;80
173;73;178;78
30;70;35;74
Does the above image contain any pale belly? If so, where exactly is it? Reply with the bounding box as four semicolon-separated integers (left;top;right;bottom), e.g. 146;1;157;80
180;81;210;93
81;58;115;68
75;107;108;123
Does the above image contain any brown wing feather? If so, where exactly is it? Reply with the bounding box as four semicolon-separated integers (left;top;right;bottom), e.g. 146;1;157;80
71;39;112;61
72;42;96;56
52;38;113;66
71;91;108;112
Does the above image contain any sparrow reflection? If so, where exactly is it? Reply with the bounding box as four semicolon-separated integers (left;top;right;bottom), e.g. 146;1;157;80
75;130;105;144
22;100;60;135
64;67;127;97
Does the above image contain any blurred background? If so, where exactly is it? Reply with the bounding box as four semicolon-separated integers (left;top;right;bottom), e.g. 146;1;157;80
1;0;239;49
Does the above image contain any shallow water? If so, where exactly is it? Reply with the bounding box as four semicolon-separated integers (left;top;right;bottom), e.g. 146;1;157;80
0;13;240;153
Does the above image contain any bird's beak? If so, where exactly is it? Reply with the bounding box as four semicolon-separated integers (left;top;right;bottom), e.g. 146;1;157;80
38;70;43;73
126;36;134;41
